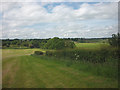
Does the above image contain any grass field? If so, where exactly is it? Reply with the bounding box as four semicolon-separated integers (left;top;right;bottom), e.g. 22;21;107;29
2;48;118;88
75;43;110;50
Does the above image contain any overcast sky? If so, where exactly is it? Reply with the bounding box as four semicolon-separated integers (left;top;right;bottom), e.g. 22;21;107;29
0;1;118;39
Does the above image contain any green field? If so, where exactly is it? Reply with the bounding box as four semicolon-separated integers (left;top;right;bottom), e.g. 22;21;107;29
75;43;110;49
2;46;118;88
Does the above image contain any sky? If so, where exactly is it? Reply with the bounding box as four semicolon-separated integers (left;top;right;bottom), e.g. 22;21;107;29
0;1;118;39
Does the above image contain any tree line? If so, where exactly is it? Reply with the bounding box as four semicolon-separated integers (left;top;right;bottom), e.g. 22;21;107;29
2;33;119;49
2;37;75;49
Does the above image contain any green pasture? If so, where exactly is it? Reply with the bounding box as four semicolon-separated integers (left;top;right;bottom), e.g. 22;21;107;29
2;48;118;88
75;43;110;49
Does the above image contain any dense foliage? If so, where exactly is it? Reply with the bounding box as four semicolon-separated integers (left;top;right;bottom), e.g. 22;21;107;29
2;39;49;49
44;37;75;49
2;38;108;49
34;51;44;55
46;47;118;64
108;33;120;47
2;37;75;49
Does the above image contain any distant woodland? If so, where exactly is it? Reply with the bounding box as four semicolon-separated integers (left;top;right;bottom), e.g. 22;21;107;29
2;38;109;49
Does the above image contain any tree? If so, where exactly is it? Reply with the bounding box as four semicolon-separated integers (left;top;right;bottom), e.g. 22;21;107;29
108;33;120;47
44;37;75;50
65;41;75;48
22;42;29;47
32;40;40;48
29;44;34;48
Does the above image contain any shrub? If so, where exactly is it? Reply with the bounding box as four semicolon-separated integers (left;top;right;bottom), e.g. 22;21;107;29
45;47;117;64
46;51;55;56
34;51;44;55
108;33;120;47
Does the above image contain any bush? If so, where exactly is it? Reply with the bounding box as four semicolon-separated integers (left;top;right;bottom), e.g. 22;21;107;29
108;33;120;47
45;47;117;64
34;51;44;55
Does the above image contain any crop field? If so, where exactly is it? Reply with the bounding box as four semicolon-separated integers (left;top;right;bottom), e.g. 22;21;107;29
2;44;118;88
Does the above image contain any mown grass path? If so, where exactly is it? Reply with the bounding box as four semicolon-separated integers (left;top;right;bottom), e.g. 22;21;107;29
2;49;118;88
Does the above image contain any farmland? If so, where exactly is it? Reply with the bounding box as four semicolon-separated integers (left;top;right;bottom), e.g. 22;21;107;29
1;1;119;89
2;43;118;88
75;43;110;49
